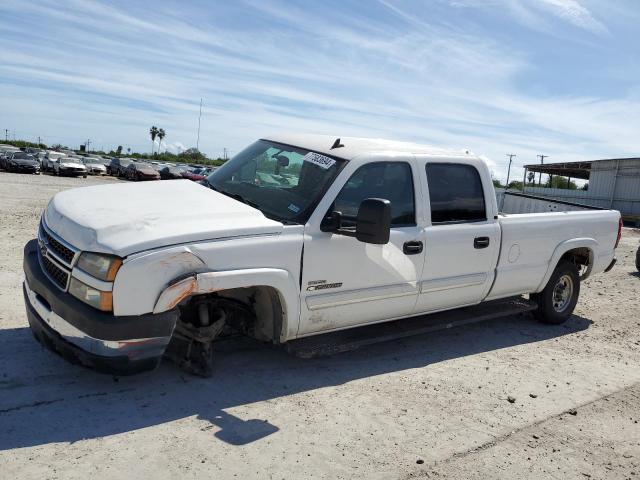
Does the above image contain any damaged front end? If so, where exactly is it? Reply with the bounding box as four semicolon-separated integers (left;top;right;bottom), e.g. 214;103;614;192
164;296;256;377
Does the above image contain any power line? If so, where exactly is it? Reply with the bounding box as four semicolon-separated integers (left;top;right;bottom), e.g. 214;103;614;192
196;98;203;151
505;154;516;188
537;154;548;186
500;153;516;211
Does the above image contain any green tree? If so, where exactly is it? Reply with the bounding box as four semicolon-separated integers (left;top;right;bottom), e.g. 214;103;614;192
492;179;503;189
507;181;523;191
149;126;159;155
545;176;577;190
157;128;166;154
179;147;207;161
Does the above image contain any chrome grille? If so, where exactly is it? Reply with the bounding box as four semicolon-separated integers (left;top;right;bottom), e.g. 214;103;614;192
37;219;78;291
41;255;70;290
39;222;77;265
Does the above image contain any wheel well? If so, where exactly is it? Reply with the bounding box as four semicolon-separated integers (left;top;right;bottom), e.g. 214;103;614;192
178;286;285;343
559;247;593;278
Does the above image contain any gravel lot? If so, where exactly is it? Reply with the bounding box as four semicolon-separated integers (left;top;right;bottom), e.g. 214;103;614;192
0;171;638;479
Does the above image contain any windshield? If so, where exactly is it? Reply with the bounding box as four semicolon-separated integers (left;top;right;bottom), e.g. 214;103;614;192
13;153;33;159
207;140;346;223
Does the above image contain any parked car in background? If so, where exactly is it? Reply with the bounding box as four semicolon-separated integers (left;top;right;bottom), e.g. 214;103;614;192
125;162;161;181
0;145;22;168
82;157;107;175
52;157;87;177
42;151;67;172
181;167;211;182
5;152;40;174
159;165;186;180
109;157;133;177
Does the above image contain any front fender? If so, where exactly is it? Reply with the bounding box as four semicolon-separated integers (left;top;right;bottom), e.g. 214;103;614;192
535;238;597;292
153;268;300;342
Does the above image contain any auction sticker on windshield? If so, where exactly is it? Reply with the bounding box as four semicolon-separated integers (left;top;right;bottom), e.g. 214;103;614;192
303;152;336;170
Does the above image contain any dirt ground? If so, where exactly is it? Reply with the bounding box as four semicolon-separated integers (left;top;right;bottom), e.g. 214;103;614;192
0;171;638;480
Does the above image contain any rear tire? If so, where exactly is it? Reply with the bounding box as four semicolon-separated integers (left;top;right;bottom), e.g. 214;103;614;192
532;260;580;325
635;246;640;272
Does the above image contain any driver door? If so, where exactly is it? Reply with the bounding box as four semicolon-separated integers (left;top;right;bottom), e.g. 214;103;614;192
298;158;425;336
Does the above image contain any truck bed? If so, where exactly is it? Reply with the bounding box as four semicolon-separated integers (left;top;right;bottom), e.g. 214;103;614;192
487;209;619;301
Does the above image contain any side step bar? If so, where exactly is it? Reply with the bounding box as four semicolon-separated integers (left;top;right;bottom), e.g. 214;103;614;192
286;297;537;359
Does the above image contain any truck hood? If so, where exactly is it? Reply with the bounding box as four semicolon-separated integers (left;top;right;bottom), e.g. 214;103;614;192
44;180;284;256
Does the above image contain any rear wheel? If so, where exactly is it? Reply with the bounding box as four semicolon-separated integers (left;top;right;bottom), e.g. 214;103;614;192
635;246;640;272
532;260;580;325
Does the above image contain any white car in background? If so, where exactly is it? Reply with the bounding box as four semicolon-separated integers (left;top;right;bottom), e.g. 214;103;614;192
43;151;67;172
82;157;107;175
52;156;87;177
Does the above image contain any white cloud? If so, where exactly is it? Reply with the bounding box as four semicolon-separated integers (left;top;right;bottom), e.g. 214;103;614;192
537;0;608;34
0;0;636;184
164;142;187;155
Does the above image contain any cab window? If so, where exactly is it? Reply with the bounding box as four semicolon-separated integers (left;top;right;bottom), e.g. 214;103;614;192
333;162;416;227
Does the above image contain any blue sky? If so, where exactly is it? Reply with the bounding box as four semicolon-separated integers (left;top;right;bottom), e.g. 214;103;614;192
1;0;638;181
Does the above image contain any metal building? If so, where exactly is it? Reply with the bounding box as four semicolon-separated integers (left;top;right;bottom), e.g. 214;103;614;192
522;157;640;223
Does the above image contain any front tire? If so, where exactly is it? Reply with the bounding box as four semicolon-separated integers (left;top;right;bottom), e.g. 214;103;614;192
635;246;640;272
532;260;580;325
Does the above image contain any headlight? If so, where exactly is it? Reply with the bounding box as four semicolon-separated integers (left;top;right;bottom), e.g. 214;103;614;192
76;252;122;281
69;277;113;311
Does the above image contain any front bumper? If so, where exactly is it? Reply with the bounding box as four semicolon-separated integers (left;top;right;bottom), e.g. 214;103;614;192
12;164;39;173
23;239;178;375
59;167;86;176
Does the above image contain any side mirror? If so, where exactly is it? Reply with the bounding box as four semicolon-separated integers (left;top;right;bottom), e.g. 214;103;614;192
320;211;342;232
356;198;391;244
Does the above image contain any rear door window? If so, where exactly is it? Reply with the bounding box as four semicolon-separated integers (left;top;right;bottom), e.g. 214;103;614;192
425;163;486;224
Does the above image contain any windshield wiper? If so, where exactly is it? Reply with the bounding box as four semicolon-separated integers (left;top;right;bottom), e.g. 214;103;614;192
206;181;261;210
206;180;299;224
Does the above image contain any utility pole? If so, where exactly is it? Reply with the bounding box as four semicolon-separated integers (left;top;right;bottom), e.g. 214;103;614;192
5;129;8;141
223;147;227;160
196;98;203;151
537;154;548;187
86;139;92;152
37;136;41;146
505;154;516;189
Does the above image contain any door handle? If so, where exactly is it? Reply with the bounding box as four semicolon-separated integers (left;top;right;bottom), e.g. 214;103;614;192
474;237;490;249
403;240;424;255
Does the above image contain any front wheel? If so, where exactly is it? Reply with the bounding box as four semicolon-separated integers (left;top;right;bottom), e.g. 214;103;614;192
635;246;640;272
531;260;580;325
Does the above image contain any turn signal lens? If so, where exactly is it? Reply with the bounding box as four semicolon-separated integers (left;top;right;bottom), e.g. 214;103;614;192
69;277;113;311
77;252;122;281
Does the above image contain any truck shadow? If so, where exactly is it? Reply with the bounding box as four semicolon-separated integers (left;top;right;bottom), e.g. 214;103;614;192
0;313;592;450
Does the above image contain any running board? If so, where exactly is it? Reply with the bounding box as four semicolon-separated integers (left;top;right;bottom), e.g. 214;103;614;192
286;297;537;359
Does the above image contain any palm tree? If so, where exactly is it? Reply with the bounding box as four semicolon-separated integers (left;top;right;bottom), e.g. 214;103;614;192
149;126;159;155
157;128;166;154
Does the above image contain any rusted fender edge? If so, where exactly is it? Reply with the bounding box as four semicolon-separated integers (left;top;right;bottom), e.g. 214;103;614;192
152;268;300;343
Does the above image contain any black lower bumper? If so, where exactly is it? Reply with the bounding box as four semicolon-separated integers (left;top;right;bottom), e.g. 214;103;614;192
23;239;178;375
25;287;161;375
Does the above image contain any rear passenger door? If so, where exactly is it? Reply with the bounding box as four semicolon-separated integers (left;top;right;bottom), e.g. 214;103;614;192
414;160;500;313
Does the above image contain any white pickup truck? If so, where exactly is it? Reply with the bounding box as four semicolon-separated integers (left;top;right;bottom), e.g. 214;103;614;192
23;134;621;375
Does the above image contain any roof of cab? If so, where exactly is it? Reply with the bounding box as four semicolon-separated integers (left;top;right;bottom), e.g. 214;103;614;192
262;133;474;161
